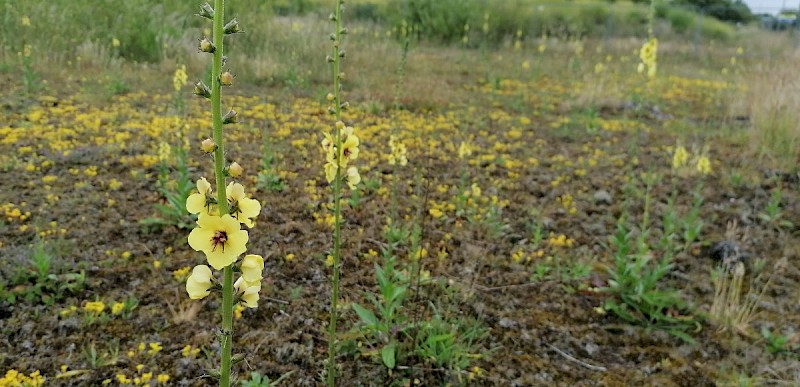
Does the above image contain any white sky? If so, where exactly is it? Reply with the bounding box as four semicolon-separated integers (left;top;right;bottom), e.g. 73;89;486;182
743;0;798;14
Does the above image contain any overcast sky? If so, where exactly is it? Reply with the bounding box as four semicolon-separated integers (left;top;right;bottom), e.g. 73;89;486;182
743;0;798;14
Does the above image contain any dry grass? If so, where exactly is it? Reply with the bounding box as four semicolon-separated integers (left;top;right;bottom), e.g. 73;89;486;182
738;48;800;168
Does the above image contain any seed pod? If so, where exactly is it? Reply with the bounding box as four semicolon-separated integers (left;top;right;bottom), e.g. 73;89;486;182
193;81;212;99
220;71;234;86
223;18;243;35
197;3;214;19
222;109;239;124
199;37;215;53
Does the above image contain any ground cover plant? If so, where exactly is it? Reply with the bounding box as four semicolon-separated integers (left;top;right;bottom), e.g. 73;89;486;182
1;0;800;385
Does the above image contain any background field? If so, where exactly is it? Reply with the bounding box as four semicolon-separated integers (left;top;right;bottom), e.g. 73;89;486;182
1;0;799;386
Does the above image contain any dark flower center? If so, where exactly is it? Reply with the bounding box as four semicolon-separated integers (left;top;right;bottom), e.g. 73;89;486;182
211;231;228;252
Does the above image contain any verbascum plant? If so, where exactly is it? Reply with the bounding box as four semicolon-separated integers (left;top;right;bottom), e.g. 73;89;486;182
322;1;361;385
183;2;263;386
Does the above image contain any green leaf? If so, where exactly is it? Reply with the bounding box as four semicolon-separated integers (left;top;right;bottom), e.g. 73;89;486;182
381;343;396;369
352;303;379;328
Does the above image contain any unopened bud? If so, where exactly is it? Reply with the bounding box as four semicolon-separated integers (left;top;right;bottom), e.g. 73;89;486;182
329;33;336;41
222;109;239;124
326;93;335;102
338;72;345;80
231;353;245;364
340;101;350;111
193;81;212;99
327;106;337;115
340;28;348;35
335;121;346;130
197;3;214;19
326;55;334;63
201;138;216;153
223;18;243;35
220;71;234;86
228;162;243;177
329;13;337;21
199;37;215;53
339;50;346;58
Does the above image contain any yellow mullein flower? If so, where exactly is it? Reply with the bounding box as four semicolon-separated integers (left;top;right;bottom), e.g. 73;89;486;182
234;277;261;308
186;265;213;299
672;145;689;169
696;155;712;175
188;214;248;269
226;182;261;228
21;16;31;26
458;141;472;159
173;65;188;92
240;254;264;283
186;177;216;215
84;301;105;314
388;135;408;166
345;166;361;189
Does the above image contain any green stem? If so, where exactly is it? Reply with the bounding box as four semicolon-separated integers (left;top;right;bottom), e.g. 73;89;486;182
210;0;233;386
327;2;344;385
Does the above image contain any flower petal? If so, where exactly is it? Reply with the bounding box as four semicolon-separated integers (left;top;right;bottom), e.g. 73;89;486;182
186;193;206;214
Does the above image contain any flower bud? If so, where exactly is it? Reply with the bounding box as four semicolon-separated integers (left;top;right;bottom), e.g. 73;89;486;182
193;81;212;99
326;93;335;102
339;50;346;58
220;71;234;86
329;13;337;21
329;33;336;41
199;37;215;53
223;18;243;35
228;162;243;177
222;109;239;124
197;3;214;19
186;265;213;300
326;55;334;63
340;28;348;35
340;101;350;111
335;121;346;130
240;254;264;282
327;106;337;115
201;138;216;153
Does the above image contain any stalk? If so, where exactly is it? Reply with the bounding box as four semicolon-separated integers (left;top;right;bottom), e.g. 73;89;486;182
210;0;234;385
327;2;345;385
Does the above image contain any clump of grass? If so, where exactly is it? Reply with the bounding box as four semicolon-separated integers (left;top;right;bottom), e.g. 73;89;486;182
742;51;800;167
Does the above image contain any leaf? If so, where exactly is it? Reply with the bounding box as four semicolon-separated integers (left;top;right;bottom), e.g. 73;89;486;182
381;343;396;369
352;303;379;328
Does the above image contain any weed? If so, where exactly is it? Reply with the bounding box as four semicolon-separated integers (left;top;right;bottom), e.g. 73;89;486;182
758;188;794;229
141;144;195;231
351;253;410;369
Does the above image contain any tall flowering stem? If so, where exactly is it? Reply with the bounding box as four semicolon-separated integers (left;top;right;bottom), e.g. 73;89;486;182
209;1;236;385
323;1;360;385
187;2;262;387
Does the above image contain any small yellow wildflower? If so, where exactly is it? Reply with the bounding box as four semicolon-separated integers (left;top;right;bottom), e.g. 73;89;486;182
157;374;170;384
21;16;31;26
147;342;163;355
84;301;105;314
186;265;214;299
696;155;712;175
672;145;689;169
111;302;125;315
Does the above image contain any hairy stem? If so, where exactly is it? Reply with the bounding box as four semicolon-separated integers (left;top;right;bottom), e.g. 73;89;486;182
327;1;344;385
210;0;233;386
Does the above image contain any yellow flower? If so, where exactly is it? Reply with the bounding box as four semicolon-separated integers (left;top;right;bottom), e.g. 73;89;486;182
84;301;105;314
696;155;712;175
188;214;248;269
186;177;216;215
173;64;188;92
235;277;261;308
186;265;213;299
240;254;264;283
324;162;338;184
111;302;125;315
458;141;472;159
21;16;31;26
112;37;120;47
345;166;361;189
226;182;261;228
672;145;689;169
